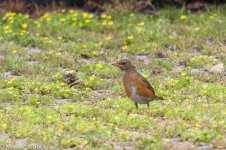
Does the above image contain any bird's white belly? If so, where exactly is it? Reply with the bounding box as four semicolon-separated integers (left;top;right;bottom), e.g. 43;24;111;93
129;86;149;104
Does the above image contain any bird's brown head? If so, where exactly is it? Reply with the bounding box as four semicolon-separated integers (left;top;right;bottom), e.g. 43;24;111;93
112;59;135;71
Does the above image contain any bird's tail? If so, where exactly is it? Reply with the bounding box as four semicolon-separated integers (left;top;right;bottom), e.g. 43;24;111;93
154;96;165;100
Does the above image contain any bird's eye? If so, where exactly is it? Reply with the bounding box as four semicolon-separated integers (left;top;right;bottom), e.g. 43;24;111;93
121;62;126;65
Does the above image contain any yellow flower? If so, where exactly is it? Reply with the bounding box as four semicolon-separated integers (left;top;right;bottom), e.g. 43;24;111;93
108;21;113;26
136;27;142;34
195;123;199;128
21;23;28;29
72;18;77;22
55;52;61;57
55;72;61;78
59;18;66;22
68;104;75;110
65;140;71;145
79;23;84;27
127;36;134;40
158;18;163;22
182;123;187;127
130;13;134;17
72;13;78;17
83;44;87;48
84;81;89;86
89;77;95;81
88;14;94;19
69;9;74;13
57;36;62;40
202;104;208;107
95;63;103;68
105;36;112;41
11;50;17;54
8;87;14;90
149;117;153;120
143;74;147;79
102;20;107;26
35;33;40;37
48;51;53;54
4;26;12;34
47;115;53;119
34;21;41;27
5;28;12;34
168;99;172;103
82;12;88;18
137;21;144;26
7;78;16;84
85;87;91;92
92;51;97;55
209;15;215;20
106;15;112;20
59;128;63;134
122;45;128;50
187;105;191;109
47;40;53;44
72;23;76;26
20;32;25;36
7;12;16;17
164;139;169;143
152;42;157;48
180;72;186;77
21;30;26;33
95;42;102;47
2;123;7;128
9;20;14;24
195;27;200;32
44;37;49;40
166;36;174;41
44;17;51;22
25;14;29;19
43;13;49;18
180;15;187;20
85;19;91;24
64;89;70;93
213;124;218;128
101;14;107;19
66;70;75;74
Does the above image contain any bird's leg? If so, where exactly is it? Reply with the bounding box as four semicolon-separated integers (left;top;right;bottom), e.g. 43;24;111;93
147;102;150;108
134;102;138;109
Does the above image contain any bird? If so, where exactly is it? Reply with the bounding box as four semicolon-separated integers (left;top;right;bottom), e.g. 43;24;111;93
112;59;164;109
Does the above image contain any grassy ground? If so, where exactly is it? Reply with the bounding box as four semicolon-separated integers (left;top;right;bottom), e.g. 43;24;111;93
0;6;226;149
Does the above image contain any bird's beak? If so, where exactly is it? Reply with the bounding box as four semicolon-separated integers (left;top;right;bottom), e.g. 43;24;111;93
111;62;120;67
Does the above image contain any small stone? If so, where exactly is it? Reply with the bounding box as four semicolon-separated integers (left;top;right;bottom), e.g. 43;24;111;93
209;63;224;74
133;55;150;64
0;54;5;60
171;66;185;73
26;47;41;53
191;68;202;74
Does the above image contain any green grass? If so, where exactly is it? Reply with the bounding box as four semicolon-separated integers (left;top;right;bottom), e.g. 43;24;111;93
0;7;226;149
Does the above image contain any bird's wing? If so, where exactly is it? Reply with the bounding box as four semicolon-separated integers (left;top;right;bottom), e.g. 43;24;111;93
136;74;155;98
139;74;155;94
